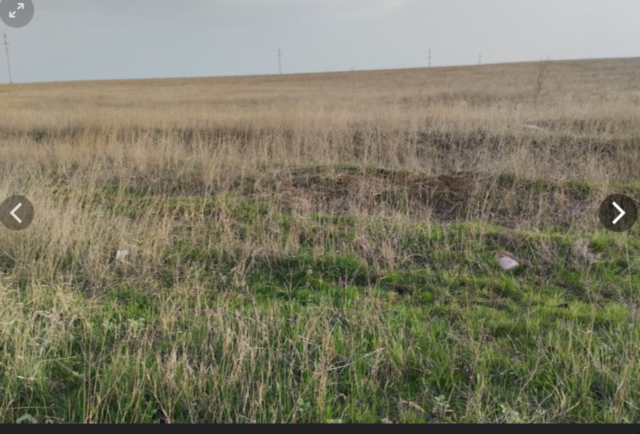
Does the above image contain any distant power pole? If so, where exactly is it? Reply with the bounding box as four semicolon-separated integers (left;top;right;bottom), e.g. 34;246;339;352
478;54;482;65
3;32;12;84
278;47;282;75
427;47;432;68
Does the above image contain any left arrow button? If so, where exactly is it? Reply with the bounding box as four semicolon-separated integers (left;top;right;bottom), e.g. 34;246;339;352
0;196;35;231
10;203;23;224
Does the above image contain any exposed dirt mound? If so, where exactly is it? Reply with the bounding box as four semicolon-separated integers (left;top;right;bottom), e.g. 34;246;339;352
247;168;609;228
272;171;478;219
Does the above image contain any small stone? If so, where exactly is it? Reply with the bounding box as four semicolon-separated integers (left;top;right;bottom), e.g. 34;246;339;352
523;124;550;133
498;255;520;271
115;250;130;261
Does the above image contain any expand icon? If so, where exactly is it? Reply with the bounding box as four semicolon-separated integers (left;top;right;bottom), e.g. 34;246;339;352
8;1;24;19
0;0;34;28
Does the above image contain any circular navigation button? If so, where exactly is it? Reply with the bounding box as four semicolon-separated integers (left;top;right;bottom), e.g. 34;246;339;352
0;0;34;28
599;194;638;233
0;195;34;231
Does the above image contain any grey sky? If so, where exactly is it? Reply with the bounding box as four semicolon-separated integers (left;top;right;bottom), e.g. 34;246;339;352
2;0;639;83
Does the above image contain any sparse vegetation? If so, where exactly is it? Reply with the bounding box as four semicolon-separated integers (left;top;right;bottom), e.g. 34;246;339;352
0;58;639;423
533;57;552;104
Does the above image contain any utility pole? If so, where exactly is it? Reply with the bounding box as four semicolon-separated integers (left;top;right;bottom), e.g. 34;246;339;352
3;32;12;84
427;47;432;68
278;47;282;75
478;53;482;66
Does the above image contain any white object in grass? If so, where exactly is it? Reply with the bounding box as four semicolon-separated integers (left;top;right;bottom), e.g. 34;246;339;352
522;124;550;133
115;250;130;261
498;256;520;271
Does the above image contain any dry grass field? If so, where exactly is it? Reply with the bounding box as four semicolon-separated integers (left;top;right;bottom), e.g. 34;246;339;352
1;58;640;423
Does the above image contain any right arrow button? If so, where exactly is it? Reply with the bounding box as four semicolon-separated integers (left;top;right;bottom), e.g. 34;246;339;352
599;195;638;233
612;201;626;226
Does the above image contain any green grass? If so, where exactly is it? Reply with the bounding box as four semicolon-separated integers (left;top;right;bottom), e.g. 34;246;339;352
1;175;639;423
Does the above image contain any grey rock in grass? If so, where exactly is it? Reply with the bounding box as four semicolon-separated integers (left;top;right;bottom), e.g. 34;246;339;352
115;250;130;262
522;124;550;133
497;255;520;271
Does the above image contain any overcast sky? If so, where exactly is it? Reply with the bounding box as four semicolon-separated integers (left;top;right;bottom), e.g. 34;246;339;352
2;0;639;83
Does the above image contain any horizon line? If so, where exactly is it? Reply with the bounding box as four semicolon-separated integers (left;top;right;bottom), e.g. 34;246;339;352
3;55;639;86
